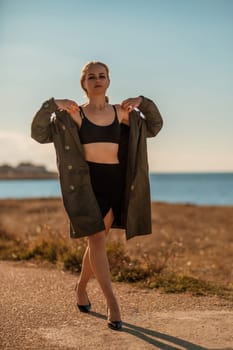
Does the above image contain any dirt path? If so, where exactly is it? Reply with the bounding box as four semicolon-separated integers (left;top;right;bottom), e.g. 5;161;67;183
0;261;232;350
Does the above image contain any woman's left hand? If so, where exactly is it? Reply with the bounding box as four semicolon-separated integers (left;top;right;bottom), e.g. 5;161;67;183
121;96;143;112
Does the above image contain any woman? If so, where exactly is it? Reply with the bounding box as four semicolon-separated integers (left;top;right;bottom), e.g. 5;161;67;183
31;61;163;331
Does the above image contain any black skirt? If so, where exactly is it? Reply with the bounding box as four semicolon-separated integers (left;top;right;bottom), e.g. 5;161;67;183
87;161;125;225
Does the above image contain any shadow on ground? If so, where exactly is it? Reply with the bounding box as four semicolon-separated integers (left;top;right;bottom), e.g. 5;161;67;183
89;311;228;350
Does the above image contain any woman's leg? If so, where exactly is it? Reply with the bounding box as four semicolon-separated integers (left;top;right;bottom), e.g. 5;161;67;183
88;228;121;322
76;246;92;305
76;208;114;305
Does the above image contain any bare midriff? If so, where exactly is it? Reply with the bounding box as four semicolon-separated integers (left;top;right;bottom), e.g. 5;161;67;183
83;143;120;164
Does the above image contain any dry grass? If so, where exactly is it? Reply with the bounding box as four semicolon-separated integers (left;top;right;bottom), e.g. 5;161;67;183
0;198;232;300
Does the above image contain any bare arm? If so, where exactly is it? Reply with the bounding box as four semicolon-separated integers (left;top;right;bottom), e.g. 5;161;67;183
31;98;81;144
118;96;143;125
119;95;163;137
54;99;81;126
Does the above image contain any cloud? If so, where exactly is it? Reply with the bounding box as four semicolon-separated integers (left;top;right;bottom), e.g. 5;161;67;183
147;141;233;172
1;130;232;174
0;130;57;171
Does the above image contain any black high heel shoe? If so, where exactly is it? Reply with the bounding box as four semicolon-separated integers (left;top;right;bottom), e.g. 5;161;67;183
107;307;122;331
75;284;91;313
77;300;91;313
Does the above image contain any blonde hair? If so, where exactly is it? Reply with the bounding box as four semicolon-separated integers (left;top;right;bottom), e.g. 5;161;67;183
80;61;110;102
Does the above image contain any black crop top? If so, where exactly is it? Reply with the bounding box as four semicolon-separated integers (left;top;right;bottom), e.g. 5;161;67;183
78;105;121;144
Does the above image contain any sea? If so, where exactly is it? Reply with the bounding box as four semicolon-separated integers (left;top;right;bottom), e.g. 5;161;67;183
0;173;233;206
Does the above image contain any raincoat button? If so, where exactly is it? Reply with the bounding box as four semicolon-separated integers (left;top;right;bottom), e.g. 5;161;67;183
65;145;70;150
69;185;75;190
62;125;66;130
68;165;73;170
131;184;135;191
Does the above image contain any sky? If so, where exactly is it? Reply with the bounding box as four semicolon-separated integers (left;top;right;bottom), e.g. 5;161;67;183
1;0;233;173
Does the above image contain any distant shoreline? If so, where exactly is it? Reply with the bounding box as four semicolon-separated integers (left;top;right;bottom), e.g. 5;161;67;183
0;174;58;180
0;162;58;180
1;172;233;180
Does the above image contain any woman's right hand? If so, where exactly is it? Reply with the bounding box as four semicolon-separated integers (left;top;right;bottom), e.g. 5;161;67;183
54;99;79;114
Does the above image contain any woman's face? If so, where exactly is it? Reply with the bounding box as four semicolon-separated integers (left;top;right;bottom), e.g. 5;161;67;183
83;64;110;97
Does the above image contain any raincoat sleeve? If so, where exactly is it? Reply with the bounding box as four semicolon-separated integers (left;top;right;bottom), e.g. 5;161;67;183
31;97;59;143
138;96;163;137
